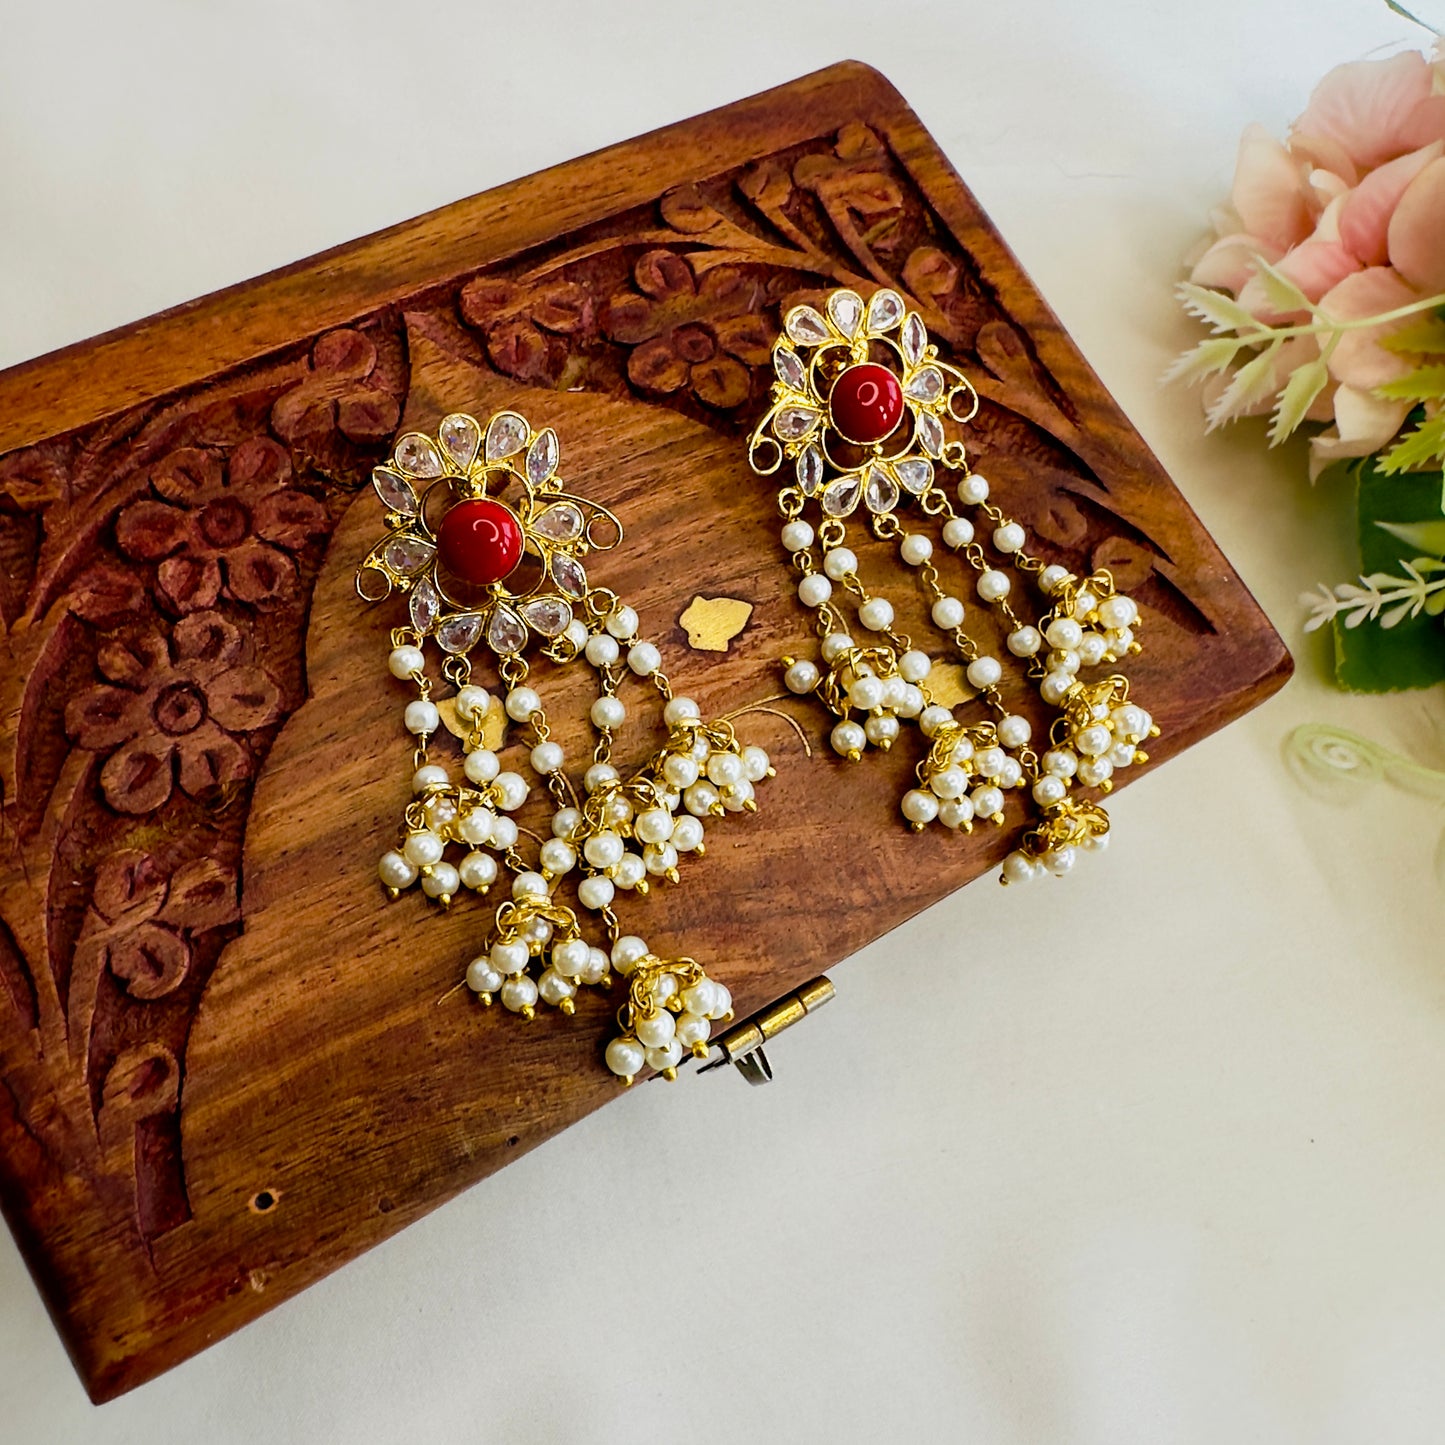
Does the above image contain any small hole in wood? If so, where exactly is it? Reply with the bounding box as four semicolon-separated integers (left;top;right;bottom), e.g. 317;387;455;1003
377;1196;394;1214
506;1135;520;1149
249;1189;279;1215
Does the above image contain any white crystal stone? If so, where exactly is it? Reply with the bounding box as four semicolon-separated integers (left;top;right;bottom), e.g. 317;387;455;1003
438;413;481;470
866;289;904;332
534;502;583;542
916;411;944;457
486;604;527;653
437;611;483;654
774;345;806;391
385;535;435;577
775;405;822;440
895;457;933;495
393;432;444;478
785;306;829;346
373;467;419;516
827;289;864;337
484;410;528;460
521;596;573;637
408;577;441;633
821;473;862;518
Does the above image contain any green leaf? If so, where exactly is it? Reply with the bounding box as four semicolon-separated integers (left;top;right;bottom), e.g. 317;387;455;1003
1205;342;1282;431
1375;364;1445;401
1378;413;1445;473
1333;458;1445;692
1162;336;1242;386
1251;258;1313;318
1380;310;1445;356
1176;282;1258;335
1268;358;1329;444
1376;518;1445;556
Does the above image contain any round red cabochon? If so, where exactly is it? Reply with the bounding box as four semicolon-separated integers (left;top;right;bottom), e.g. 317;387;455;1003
828;363;904;444
436;499;524;585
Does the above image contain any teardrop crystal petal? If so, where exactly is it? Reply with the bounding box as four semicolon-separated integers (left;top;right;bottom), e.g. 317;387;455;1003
534;502;584;542
784;306;829;346
916;410;944;457
438;413;482;470
384;534;436;576
373;467;419;516
827;290;863;338
904;366;944;403
487;604;527;654
409;577;441;633
551;554;587;599
796;444;824;496
437;611;483;654
900;313;927;365
520;596;574;637
774;345;806;392
895;457;934;494
485;411;529;461
821;474;862;518
863;467;900;515
774;405;821;441
867;289;905;332
393;433;445;479
526;428;560;486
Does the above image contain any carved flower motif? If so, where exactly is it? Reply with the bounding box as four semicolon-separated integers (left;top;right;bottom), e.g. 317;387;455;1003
77;849;238;1000
459;274;593;383
270;328;402;448
65;611;283;814
115;437;328;612
601;252;771;408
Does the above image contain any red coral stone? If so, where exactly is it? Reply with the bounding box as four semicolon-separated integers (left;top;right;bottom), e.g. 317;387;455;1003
436;498;524;585
829;363;905;444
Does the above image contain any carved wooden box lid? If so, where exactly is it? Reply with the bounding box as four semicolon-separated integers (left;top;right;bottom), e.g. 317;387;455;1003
0;63;1289;1400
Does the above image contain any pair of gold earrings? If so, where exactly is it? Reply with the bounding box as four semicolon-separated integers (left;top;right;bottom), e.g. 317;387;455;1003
355;289;1157;1082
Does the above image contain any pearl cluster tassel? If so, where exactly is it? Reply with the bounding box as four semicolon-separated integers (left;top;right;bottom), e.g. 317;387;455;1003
465;893;610;1015
602;943;734;1085
905;717;1027;832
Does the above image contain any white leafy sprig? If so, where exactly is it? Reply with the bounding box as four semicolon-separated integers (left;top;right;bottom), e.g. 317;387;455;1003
1300;558;1445;632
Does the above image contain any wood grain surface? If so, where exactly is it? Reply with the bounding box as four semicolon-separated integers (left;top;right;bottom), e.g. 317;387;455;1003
0;61;1290;1401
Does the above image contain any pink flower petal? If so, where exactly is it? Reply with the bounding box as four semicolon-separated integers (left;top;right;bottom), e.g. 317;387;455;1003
1275;238;1362;303
1387;154;1445;294
1309;386;1412;479
1230;124;1313;253
1188;233;1280;293
1289;133;1360;188
1339;141;1444;266
1318;267;1420;389
1293;52;1437;172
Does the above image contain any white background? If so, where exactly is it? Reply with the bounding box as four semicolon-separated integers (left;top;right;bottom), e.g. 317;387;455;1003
3;2;1445;1441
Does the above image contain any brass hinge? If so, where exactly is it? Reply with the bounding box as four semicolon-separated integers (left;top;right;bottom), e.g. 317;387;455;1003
697;975;835;1085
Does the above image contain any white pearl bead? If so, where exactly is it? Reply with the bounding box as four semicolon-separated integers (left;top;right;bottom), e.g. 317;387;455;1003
512;871;549;900
672;814;705;851
1032;775;1067;806
611;935;649;973
500;976;539;1014
1045;617;1083;651
977;569;1010;602
1113;704;1147;739
522;917;552;948
635;807;673;845
590;695;626;729
1048;648;1081;675
849;674;884;710
388;645;425;680
741;745;770;782
491;940;529;974
781;519;815;551
1001;850;1036;885
1098;595;1138;629
951;736;975;764
1108;741;1136;769
490;816;518;849
466;957;504;994
455;684;490;720
898;684;925;718
823;547;857;581
971;785;1005;819
644;841;679;875
785;659;820;694
378;850;418;888
552;937;591;977
1072;590;1098;622
899;649;931;683
708;984;733;1020
902;789;939;825
1077;724;1112;757
530;740;564;774
676;1012;711;1048
404;699;439;735
1082;831;1111;853
613;852;647;888
1007;626;1042;657
635;1010;676;1048
582;948;611;983
858;597;895;631
997;714;1031;748
538;969;577;1006
563;618;590;650
539;838;576;875
942;517;974;548
1110;625;1136;653
577;875;615;910
605;1037;646;1078
646;1038;685;1072
881;675;906;710
606;605;639;639
664;696;700;726
1077;756;1114;788
706;752;745;787
419;861;456;895
1039;564;1071;593
584;762;619;793
864;714;899;746
798;574;832;607
504;687;540;722
997;756;1023;788
585;633;619;667
684;780;720;815
627;641;662;676
939;797;975;829
1045;845;1077;877
919;705;953;737
660;754;697;789
975;746;1005;777
958;473;990;505
681;981;719;1017
464;749;499;785
929;766;968;800
402;830;443;867
459;851;498;889
1077;632;1108;666
966;656;1001;690
931;596;965;629
412;763;449;793
493;772;529;811
900;533;933;565
993;521;1025;552
1040;672;1074;705
1043;749;1079;778
583;832;624;868
821;632;854;663
831;720;866;757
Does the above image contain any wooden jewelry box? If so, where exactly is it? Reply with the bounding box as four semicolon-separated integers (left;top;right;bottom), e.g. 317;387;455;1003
0;62;1290;1400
